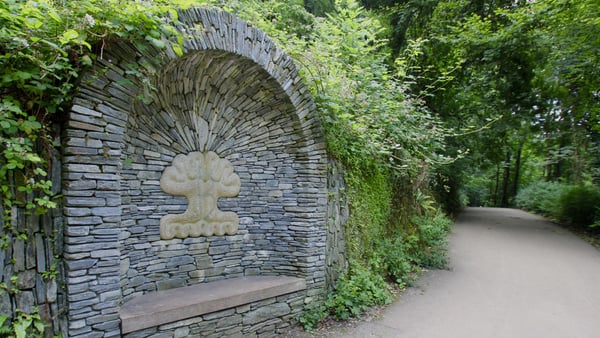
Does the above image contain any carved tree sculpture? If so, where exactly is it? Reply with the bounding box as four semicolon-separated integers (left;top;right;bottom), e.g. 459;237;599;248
159;151;241;239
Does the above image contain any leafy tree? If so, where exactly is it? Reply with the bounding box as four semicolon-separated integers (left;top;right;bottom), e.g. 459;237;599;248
381;0;599;208
304;0;336;16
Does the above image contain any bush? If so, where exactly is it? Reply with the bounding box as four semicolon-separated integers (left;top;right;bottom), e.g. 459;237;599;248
372;234;419;287
371;211;451;285
299;210;452;331
412;212;452;268
557;185;600;226
515;181;566;216
299;265;392;331
324;265;392;321
297;302;328;332
517;181;600;228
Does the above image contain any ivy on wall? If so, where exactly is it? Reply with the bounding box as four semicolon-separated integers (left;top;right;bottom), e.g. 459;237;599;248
0;0;193;225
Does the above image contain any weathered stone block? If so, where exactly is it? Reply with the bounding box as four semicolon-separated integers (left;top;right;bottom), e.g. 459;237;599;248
156;278;186;290
243;303;290;325
0;291;11;315
15;291;35;314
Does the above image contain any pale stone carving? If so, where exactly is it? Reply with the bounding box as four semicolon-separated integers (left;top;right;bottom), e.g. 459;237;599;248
160;151;241;239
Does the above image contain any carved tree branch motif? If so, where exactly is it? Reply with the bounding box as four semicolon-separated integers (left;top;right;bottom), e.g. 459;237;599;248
159;151;241;239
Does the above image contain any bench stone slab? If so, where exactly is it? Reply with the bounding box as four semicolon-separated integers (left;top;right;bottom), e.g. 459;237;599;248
120;276;306;333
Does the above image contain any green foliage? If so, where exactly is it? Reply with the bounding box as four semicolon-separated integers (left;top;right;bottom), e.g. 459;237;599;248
376;210;451;274
372;233;418;286
516;181;600;228
382;0;600;209
0;309;45;338
592;216;600;229
304;0;336;16
0;0;194;220
515;181;565;216
224;0;450;175
324;265;392;320
557;185;600;227
0;0;193;215
299;264;391;330
40;262;58;281
412;211;451;268
297;301;328;332
343;166;392;263
300;207;451;331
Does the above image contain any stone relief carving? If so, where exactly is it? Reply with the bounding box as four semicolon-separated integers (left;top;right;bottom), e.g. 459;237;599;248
159;151;241;239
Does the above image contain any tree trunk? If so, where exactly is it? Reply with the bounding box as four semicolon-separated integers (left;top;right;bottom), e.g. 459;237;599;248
501;151;511;207
512;142;523;201
493;164;500;206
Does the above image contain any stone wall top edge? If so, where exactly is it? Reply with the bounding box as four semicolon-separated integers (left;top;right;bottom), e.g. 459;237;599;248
177;7;321;128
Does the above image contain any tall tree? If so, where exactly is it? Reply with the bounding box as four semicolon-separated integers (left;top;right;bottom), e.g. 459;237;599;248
375;0;599;208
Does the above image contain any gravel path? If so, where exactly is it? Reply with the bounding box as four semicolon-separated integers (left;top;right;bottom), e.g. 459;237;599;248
294;207;600;338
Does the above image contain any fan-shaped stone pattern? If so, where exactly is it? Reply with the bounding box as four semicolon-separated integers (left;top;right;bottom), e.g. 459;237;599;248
178;8;322;148
159;151;241;239
132;50;296;156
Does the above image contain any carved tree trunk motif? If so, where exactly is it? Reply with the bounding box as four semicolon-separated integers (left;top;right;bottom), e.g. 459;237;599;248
159;151;241;239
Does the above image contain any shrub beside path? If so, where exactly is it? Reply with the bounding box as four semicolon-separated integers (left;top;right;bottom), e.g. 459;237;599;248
294;207;600;337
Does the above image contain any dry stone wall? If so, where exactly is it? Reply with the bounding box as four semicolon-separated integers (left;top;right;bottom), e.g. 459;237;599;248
61;7;335;337
0;127;67;337
325;159;348;289
124;292;305;338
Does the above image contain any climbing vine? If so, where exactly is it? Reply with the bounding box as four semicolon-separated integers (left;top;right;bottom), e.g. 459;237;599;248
0;0;197;229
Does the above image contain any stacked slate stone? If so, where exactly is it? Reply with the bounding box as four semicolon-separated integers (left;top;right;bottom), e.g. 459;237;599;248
61;7;334;337
0;129;66;337
325;159;348;290
125;294;306;338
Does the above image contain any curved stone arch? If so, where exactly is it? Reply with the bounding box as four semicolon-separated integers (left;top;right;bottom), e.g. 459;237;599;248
62;7;327;337
137;49;302;156
178;8;320;139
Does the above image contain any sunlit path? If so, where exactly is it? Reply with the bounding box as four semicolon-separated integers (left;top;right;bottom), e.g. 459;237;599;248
316;207;600;338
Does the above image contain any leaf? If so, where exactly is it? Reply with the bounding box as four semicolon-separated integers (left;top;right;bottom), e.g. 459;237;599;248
14;71;33;80
33;319;44;333
80;54;93;66
40;39;67;56
48;10;62;23
60;29;79;44
33;167;47;176
171;43;183;57
146;37;166;49
1;99;23;114
14;319;30;338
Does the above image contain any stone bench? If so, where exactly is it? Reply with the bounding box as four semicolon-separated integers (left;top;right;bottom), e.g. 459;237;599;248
119;276;307;334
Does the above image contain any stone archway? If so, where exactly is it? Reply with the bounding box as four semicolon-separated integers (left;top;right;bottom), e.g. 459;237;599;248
62;8;327;337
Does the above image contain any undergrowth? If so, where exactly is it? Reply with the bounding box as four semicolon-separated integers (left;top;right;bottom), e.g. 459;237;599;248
299;208;451;331
516;181;600;228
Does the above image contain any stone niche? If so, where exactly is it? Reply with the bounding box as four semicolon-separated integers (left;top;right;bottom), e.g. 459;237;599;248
61;7;329;337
